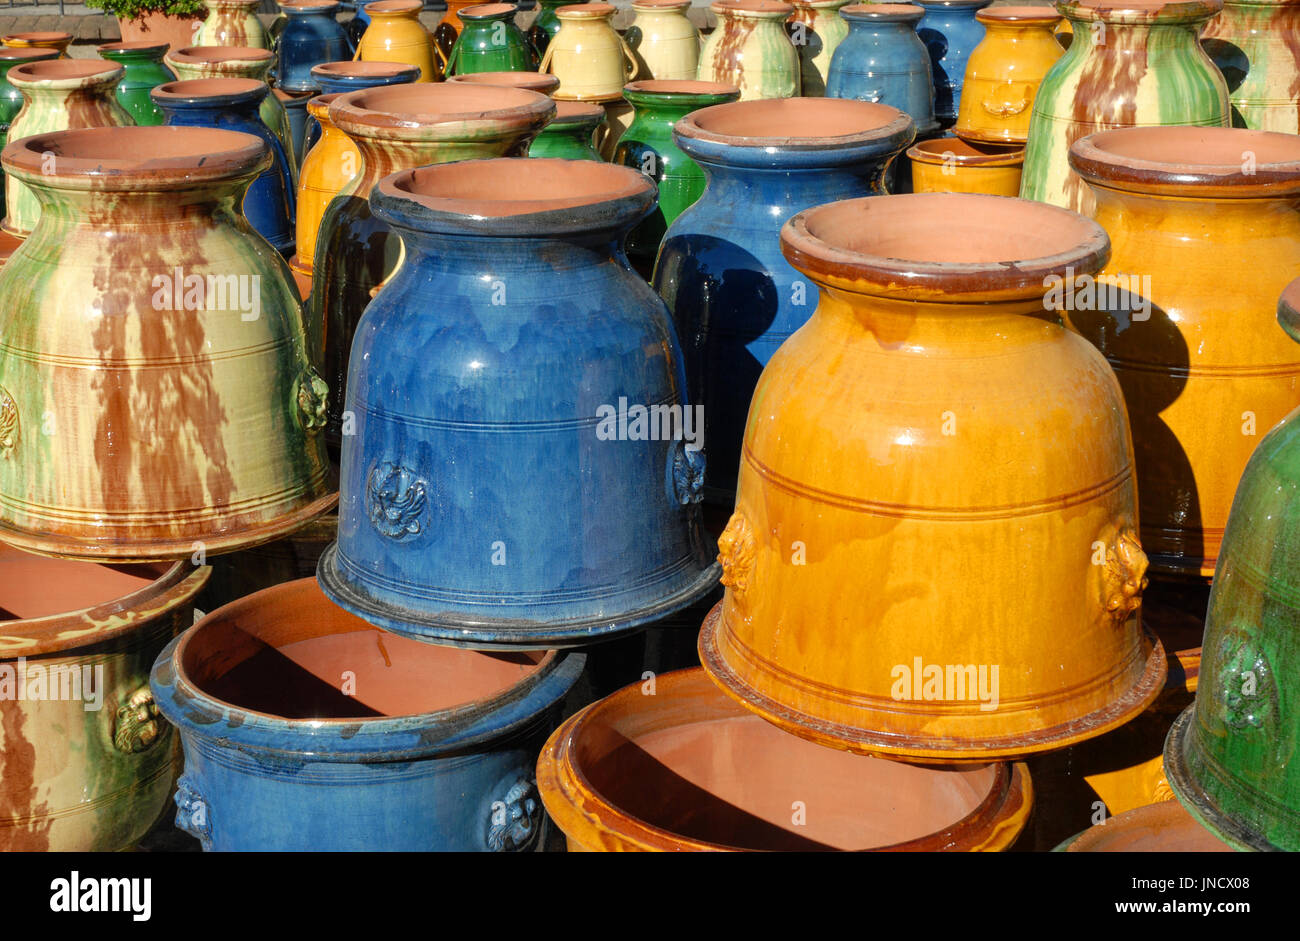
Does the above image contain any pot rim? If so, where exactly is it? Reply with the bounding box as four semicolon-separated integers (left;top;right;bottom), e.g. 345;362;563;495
7;60;122;88
206;0;261;6
1059;793;1238;852
557;1;619;16
709;0;795;16
307;91;344;117
150;577;586;760
910;0;993;7
311;59;421;82
780;192;1110;303
166;45;275;65
537;667;1033;851
0;48;59;64
975;4;1061;23
908;136;1024;167
364;0;422;13
151;77;269;107
632;0;692;9
622;79;741;101
446;71;561;93
280;0;342;12
1070;127;1300;198
545;98;606;124
842;2;926;19
2;31;73;44
0;552;209;656
328;83;555;142
1057;0;1223;23
97;40;172;55
459;2;520;18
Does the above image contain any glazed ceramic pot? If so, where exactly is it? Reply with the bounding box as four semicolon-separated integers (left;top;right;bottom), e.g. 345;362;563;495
2;61;133;243
653;98;915;503
954;5;1063;144
1059;799;1235;851
293;92;354;288
1019;0;1230;215
303;58;420;150
164;47;298;179
1;32;72;58
614;79;741;272
826;3;937;137
625;0;703;82
308;84;554;444
151;577;583;851
538;668;1033;851
907;136;1023;194
435;0;492;58
1202;0;1300;133
278;87;314;169
446;3;539;75
0;126;333;560
698;0;800;100
118;11;208;52
698;192;1167;762
153;78;297;254
97;41;176;127
911;0;990;128
542;3;639;101
0;545;210;851
1066;127;1300;578
0;49;57;218
788;0;852;96
527;98;604;157
1162;279;1300;851
317;158;719;647
195;0;270;48
276;0;354;92
448;70;562;93
529;0;588;56
358;0;442;82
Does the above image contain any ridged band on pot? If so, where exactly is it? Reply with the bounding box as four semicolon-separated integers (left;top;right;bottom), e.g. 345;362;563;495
0;545;210;851
699;192;1166;762
907;135;1024;195
1202;0;1300;134
954;5;1063;144
698;0;801;100
150;577;584;850
0;126;335;561
1066;126;1300;579
538;667;1033;851
317;157;720;648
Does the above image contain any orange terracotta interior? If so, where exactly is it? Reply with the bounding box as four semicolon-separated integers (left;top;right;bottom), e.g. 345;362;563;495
712;0;793;13
314;60;416;78
978;4;1060;19
392;158;647;216
626;80;739;95
450;71;560;91
366;0;422;12
10;59;118;81
910;136;1024;161
153;77;266;98
561;2;618;15
99;40;170;52
461;3;517;16
0;546;161;621
343;82;543;118
171;46;274;63
4;31;71;42
551;99;605;121
843;3;924;14
692;98;901;137
1087;126;1300;168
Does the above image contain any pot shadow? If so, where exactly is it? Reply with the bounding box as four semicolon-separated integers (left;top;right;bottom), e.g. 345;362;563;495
917;29;953;120
1201;38;1248;128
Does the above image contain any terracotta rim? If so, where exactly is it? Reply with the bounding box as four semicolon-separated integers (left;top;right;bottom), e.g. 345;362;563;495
843;2;925;16
307;91;343;117
536;668;1033;851
632;0;692;8
99;40;171;54
0;48;59;63
7;60;122;86
152;77;269;103
1059;0;1223;22
312;60;420;79
908;136;1025;167
364;0;422;11
2;31;72;44
677;98;914;149
1061;797;1236;852
548;99;606;123
623;79;741;97
446;71;562;94
558;1;619;15
329;83;554;141
2;126;272;191
975;4;1060;22
460;2;518;16
710;0;795;15
167;45;275;64
1070;126;1300;198
281;0;342;10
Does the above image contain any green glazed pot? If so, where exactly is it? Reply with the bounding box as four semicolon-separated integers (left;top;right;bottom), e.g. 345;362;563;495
612;79;740;268
527;98;605;160
1164;277;1300;852
1019;0;1229;215
1202;0;1300;133
530;0;589;54
446;3;539;75
98;41;177;127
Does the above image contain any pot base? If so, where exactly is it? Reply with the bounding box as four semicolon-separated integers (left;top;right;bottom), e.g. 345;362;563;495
698;601;1169;764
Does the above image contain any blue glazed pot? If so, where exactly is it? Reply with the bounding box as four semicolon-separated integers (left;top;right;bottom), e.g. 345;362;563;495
277;0;354;93
914;0;990;129
340;0;373;47
151;577;584;851
302;58;421;151
827;3;937;137
652;98;914;503
278;87;313;168
153;78;297;255
316;157;720;648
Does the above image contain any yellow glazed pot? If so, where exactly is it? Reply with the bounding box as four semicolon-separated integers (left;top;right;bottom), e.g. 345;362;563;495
698;192;1166;763
1066;126;1300;578
1;32;73;58
955;5;1063;144
292;92;355;290
907;136;1024;195
626;0;702;81
698;0;800;100
541;2;639;101
358;0;442;82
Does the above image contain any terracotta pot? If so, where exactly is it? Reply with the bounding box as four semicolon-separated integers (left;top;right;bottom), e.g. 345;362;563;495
164;46;298;180
0;126;334;560
117;11;207;52
1019;0;1230;215
538;668;1032;851
357;0;442;82
195;0;270;48
827;4;937;137
626;0;703;82
907;135;1024;195
294;93;354;284
277;0;354;92
2;61;132;242
542;2;640;101
1060;798;1235;851
98;40;176;127
446;3;538;75
447;70;562;93
913;0;990;128
316;158;720;647
1;32;72;58
788;0;851;96
1163;282;1300;851
153;78;297;254
698;0;800;100
307;83;554;446
527;98;604;158
954;5;1063;144
653;98;915;503
151;577;584;850
0;545;209;851
1065;126;1300;578
698;192;1167;762
1202;0;1300;133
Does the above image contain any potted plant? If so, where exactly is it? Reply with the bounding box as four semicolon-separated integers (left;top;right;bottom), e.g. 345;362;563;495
86;0;209;52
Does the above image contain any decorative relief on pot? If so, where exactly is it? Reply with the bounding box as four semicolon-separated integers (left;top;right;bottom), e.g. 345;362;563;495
294;367;330;434
717;511;756;595
1152;770;1174;804
0;385;17;456
365;461;427;540
669;440;706;505
174;774;212;851
113;686;161;754
487;778;542;852
1215;630;1276;734
982;86;1031;117
1100;525;1148;624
